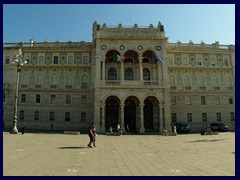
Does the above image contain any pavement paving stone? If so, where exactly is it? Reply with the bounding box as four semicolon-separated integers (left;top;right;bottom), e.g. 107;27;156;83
3;132;235;176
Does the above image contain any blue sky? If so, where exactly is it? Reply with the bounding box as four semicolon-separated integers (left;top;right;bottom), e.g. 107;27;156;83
3;4;235;45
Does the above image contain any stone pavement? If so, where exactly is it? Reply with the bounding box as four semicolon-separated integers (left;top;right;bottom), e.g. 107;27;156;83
3;132;235;176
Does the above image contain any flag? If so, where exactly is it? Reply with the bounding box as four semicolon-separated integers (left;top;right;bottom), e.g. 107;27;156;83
113;52;124;63
152;52;164;63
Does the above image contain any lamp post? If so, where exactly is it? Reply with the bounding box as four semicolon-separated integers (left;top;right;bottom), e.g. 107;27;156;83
11;48;27;134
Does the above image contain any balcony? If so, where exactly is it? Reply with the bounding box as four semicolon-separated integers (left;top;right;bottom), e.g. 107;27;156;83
103;80;161;87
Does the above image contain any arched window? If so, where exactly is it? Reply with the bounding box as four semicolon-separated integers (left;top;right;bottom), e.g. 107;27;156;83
184;75;190;86
212;75;219;87
226;76;233;87
108;67;117;80
169;75;176;86
66;74;73;85
22;74;29;85
198;75;205;86
125;68;134;80
51;74;58;85
143;68;150;81
81;74;88;88
36;74;43;85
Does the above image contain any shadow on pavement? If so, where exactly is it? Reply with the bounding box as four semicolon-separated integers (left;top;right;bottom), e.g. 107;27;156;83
188;138;225;143
58;146;89;149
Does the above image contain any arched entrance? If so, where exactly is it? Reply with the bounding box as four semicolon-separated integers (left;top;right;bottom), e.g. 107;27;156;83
144;96;160;132
124;96;140;132
144;99;153;129
105;96;120;131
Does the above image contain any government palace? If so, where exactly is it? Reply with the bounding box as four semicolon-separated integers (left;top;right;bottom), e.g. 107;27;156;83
3;21;235;133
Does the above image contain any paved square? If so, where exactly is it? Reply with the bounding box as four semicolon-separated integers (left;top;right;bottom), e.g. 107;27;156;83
3;132;235;176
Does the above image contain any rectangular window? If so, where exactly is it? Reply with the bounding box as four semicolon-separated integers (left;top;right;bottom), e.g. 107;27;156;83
171;96;176;105
3;94;6;103
82;55;89;64
187;113;192;122
214;96;220;105
216;113;221;122
81;112;87;123
53;56;59;64
201;96;206;105
5;56;10;64
65;112;71;121
211;58;216;66
224;59;229;66
49;112;55;121
185;96;191;105
67;56;74;64
21;94;26;103
81;95;87;104
202;113;207;122
25;56;30;64
50;94;56;104
34;111;40;121
230;112;235;121
19;111;24;121
229;96;233;104
36;94;41;103
171;113;177;123
38;56;45;64
66;95;71;104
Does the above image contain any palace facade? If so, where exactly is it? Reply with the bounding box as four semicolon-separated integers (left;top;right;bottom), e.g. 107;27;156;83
3;21;235;133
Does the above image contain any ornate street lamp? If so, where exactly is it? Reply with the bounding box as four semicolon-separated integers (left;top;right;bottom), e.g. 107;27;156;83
10;48;27;134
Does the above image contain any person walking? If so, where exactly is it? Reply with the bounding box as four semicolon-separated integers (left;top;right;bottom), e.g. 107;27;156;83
21;125;25;135
92;125;97;147
87;123;95;148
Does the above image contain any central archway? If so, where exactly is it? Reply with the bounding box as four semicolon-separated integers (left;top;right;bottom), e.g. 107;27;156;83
105;96;120;131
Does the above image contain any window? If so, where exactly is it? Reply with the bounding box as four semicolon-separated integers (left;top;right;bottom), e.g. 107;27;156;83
82;55;89;64
216;113;221;122
210;58;216;66
21;94;26;103
38;56;45;64
230;112;235;121
81;75;88;89
25;56;30;64
201;96;206;105
185;96;191;105
50;95;56;104
229;96;233;104
171;96;176;105
49;112;55;121
67;56;74;64
214;96;220;105
34;111;40;121
65;112;71;121
53;56;59;64
66;95;71;104
202;113;207;122
81;112;87;123
19;111;24;121
3;94;6;103
187;113;192;122
36;94;41;103
125;68;134;80
81;95;87;104
5;56;10;64
108;68;117;80
171;113;177;123
224;59;229;66
143;68;151;81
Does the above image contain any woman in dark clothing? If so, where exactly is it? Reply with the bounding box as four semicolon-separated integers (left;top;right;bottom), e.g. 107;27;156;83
87;123;95;148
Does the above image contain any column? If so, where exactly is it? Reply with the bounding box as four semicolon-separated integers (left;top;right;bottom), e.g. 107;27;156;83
101;105;105;132
139;56;143;81
120;104;125;130
139;103;145;133
159;105;164;132
102;59;105;81
121;60;124;82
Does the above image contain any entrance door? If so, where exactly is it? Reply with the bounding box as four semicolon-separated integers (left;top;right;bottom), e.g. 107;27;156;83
144;99;153;130
105;99;118;130
124;100;136;132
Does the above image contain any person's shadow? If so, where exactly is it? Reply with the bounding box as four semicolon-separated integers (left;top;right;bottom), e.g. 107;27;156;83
58;146;89;149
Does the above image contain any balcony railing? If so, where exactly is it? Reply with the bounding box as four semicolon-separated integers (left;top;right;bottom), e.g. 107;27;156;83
104;80;161;87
